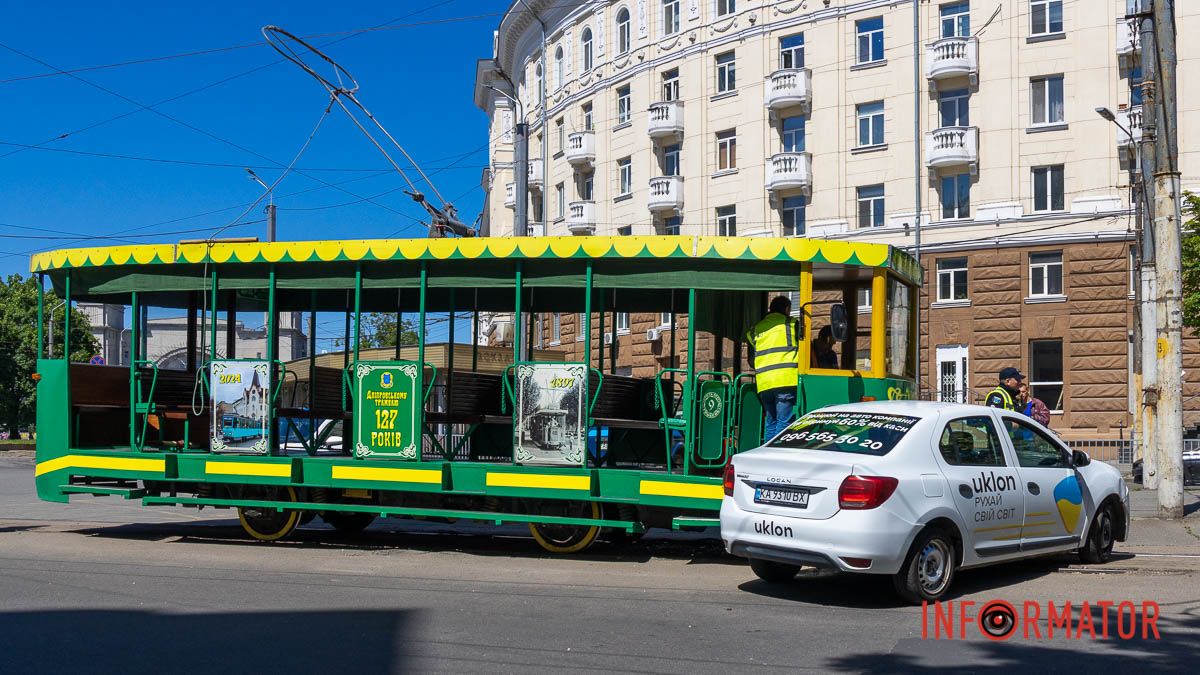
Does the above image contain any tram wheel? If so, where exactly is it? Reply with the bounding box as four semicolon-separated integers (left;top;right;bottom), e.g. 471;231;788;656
322;511;377;534
237;486;301;542
528;500;601;554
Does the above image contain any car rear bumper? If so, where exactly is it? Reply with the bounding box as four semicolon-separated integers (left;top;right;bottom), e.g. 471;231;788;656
720;498;918;575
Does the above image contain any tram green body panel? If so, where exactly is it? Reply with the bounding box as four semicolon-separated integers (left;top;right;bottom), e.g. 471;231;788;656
798;374;913;415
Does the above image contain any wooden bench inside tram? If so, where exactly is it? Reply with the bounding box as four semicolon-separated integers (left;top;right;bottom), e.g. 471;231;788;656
589;374;668;467
426;370;511;461
70;364;208;448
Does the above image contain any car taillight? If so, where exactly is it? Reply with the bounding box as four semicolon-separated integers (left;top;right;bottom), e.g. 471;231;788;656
838;475;899;510
723;463;736;496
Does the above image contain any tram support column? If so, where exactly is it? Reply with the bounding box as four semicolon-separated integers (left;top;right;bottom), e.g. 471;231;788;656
63;272;72;447
448;288;456;414
584;262;593;369
418;262;428;458
513;262;523;364
685;287;696;474
35;274;43;360
130;290;140;450
870;270;887;379
209;269;219;362
267;266;277;454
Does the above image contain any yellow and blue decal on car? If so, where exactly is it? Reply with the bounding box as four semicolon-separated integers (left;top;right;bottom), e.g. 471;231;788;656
1053;475;1083;532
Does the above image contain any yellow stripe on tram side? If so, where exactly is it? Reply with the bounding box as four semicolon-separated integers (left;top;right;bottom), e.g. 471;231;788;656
34;455;166;477
204;461;291;478
331;465;442;484
485;472;591;491
639;479;724;501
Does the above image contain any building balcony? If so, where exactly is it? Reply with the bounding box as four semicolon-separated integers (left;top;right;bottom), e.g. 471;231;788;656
1117;106;1143;148
764;68;811;113
924;36;978;88
504;182;515;209
565;131;595;168
567;201;596;235
527;157;544;191
1116;16;1140;58
647;101;684;140
925;126;978;172
765;152;812;194
647;176;684;214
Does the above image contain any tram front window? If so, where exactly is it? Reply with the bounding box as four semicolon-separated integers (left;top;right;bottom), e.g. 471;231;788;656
886;278;917;379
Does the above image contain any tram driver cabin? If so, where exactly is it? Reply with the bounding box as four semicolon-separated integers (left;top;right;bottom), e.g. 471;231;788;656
29;235;919;551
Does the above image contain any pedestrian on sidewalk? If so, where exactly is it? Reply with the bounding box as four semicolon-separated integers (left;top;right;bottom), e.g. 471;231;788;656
1018;382;1051;426
984;367;1023;411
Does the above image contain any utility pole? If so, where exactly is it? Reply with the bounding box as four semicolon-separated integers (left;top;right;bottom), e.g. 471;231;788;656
266;203;277;243
514;120;530;237
1135;0;1160;489
1152;0;1184;518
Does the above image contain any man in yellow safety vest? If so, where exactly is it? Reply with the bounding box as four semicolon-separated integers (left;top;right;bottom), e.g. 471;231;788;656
746;296;802;440
985;367;1023;411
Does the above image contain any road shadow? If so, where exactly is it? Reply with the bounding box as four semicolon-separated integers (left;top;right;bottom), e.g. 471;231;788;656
0;524;44;534
0;608;415;675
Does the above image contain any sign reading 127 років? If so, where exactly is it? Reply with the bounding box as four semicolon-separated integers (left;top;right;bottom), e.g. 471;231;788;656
354;361;420;459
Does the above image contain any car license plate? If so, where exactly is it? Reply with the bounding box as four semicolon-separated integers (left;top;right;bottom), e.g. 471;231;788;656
754;486;809;508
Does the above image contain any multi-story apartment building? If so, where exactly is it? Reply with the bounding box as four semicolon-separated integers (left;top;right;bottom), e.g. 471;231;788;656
474;0;1200;440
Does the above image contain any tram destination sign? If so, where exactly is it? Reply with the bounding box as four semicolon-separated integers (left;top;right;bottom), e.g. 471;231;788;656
210;360;271;454
354;361;420;459
513;363;587;466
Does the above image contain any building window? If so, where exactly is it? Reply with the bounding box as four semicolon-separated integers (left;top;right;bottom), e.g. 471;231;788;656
582;102;593;131
782;116;805;152
534;314;544;348
534;64;543;101
716;0;736;17
857;101;884;147
940;172;970;219
654;144;676;177
662;216;681;235
782;196;805;236
581;173;594;200
1130;66;1144;106
551;313;562;344
662;0;680;36
717;206;737;236
1030;0;1063;36
935;345;970;404
659;312;673;328
1030;339;1064;412
554;46;564;89
617;157;632;195
581;28;594;71
936;257;968;302
1029;251;1064;297
555;183;565;219
532;195;543;224
715;51;736;92
616;8;631;54
1032;165;1065;212
555;117;565;153
779;33;805;69
716;130;737;170
857;185;885;228
940;2;970;38
856;17;884;64
939;89;969;127
1031;75;1064;125
615;312;630;333
577;313;586;341
662;68;679;102
616;85;631;124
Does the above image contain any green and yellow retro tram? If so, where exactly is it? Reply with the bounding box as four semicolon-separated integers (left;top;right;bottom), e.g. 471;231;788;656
30;235;920;552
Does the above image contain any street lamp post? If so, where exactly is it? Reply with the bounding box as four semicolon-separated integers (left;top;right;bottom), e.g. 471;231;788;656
245;168;278;242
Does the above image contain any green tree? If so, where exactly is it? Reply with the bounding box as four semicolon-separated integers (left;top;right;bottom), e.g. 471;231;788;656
0;274;99;435
1182;192;1200;328
358;313;420;349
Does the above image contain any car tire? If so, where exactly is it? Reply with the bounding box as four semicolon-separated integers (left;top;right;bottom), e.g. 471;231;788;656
893;528;957;604
1079;503;1116;564
749;558;800;584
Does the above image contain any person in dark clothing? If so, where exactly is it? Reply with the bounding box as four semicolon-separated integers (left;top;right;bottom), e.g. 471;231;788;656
985;367;1024;411
1018;382;1051;425
811;326;839;369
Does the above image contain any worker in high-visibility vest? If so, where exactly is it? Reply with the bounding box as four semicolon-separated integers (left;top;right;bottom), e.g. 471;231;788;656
745;296;802;440
985;367;1023;411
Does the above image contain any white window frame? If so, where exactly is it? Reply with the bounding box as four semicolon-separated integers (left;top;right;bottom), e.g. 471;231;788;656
716;205;736;237
551;313;562;344
581;28;594;71
936;257;969;303
716;130;737;171
615;311;630;334
576;313;586;342
781;195;805;236
662;143;681;176
582;102;593;131
857;101;885;147
554;46;564;90
939;88;970;128
1031;165;1065;213
1030;0;1064;37
555;118;565;153
940;172;970;220
715;51;736;93
659;312;673;329
662;69;679;102
940;1;970;38
716;0;736;18
1031;75;1065;126
779;33;804;70
856;17;885;64
1029;338;1064;413
857;185;885;228
857;287;873;314
617;157;632;196
782;116;805;153
616;8;632;54
1028;251;1064;298
662;0;680;36
935;344;970;404
616;85;632;125
581;173;594;201
555;183;566;220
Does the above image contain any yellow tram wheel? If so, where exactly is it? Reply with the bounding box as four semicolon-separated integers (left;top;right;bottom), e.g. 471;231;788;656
528;501;601;554
238;486;301;542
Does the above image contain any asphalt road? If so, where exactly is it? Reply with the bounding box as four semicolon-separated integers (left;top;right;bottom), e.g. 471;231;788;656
2;453;1199;674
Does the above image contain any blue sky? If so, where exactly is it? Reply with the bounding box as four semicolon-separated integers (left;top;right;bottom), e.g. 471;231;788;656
0;0;506;280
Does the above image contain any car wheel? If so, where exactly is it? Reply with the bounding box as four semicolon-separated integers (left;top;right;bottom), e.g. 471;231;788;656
749;558;800;584
1079;503;1116;564
893;529;957;604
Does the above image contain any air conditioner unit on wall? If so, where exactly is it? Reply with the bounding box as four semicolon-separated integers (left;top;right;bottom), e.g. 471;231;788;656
603;333;614;345
646;328;662;343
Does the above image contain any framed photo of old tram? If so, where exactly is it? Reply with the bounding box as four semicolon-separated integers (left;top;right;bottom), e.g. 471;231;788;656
210;360;271;454
513;363;587;466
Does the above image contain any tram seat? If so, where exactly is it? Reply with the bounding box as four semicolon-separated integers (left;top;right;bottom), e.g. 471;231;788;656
70;364;133;446
589;375;666;467
277;366;351;421
425;370;508;426
136;367;208;448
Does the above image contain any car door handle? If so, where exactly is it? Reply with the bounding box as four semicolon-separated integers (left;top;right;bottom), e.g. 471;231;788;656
958;484;973;498
1027;482;1041;496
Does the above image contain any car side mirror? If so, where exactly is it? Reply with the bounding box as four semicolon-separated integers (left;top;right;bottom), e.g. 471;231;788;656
830;303;849;343
1071;449;1091;467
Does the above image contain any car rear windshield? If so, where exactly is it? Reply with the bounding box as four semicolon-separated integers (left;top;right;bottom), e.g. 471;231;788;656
769;411;920;456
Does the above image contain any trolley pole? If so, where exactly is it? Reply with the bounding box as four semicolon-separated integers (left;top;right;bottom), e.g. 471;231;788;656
1152;0;1184;518
514;121;530;237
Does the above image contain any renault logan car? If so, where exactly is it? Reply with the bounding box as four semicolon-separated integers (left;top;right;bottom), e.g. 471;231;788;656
720;401;1129;602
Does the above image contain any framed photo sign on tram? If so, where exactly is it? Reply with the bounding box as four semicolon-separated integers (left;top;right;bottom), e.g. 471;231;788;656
353;361;421;459
210;360;271;454
513;363;587;466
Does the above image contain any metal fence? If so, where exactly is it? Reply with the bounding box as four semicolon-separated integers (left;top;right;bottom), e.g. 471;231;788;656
1065;439;1133;464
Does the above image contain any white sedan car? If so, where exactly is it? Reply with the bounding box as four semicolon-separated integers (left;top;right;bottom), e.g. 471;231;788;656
720;401;1129;602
